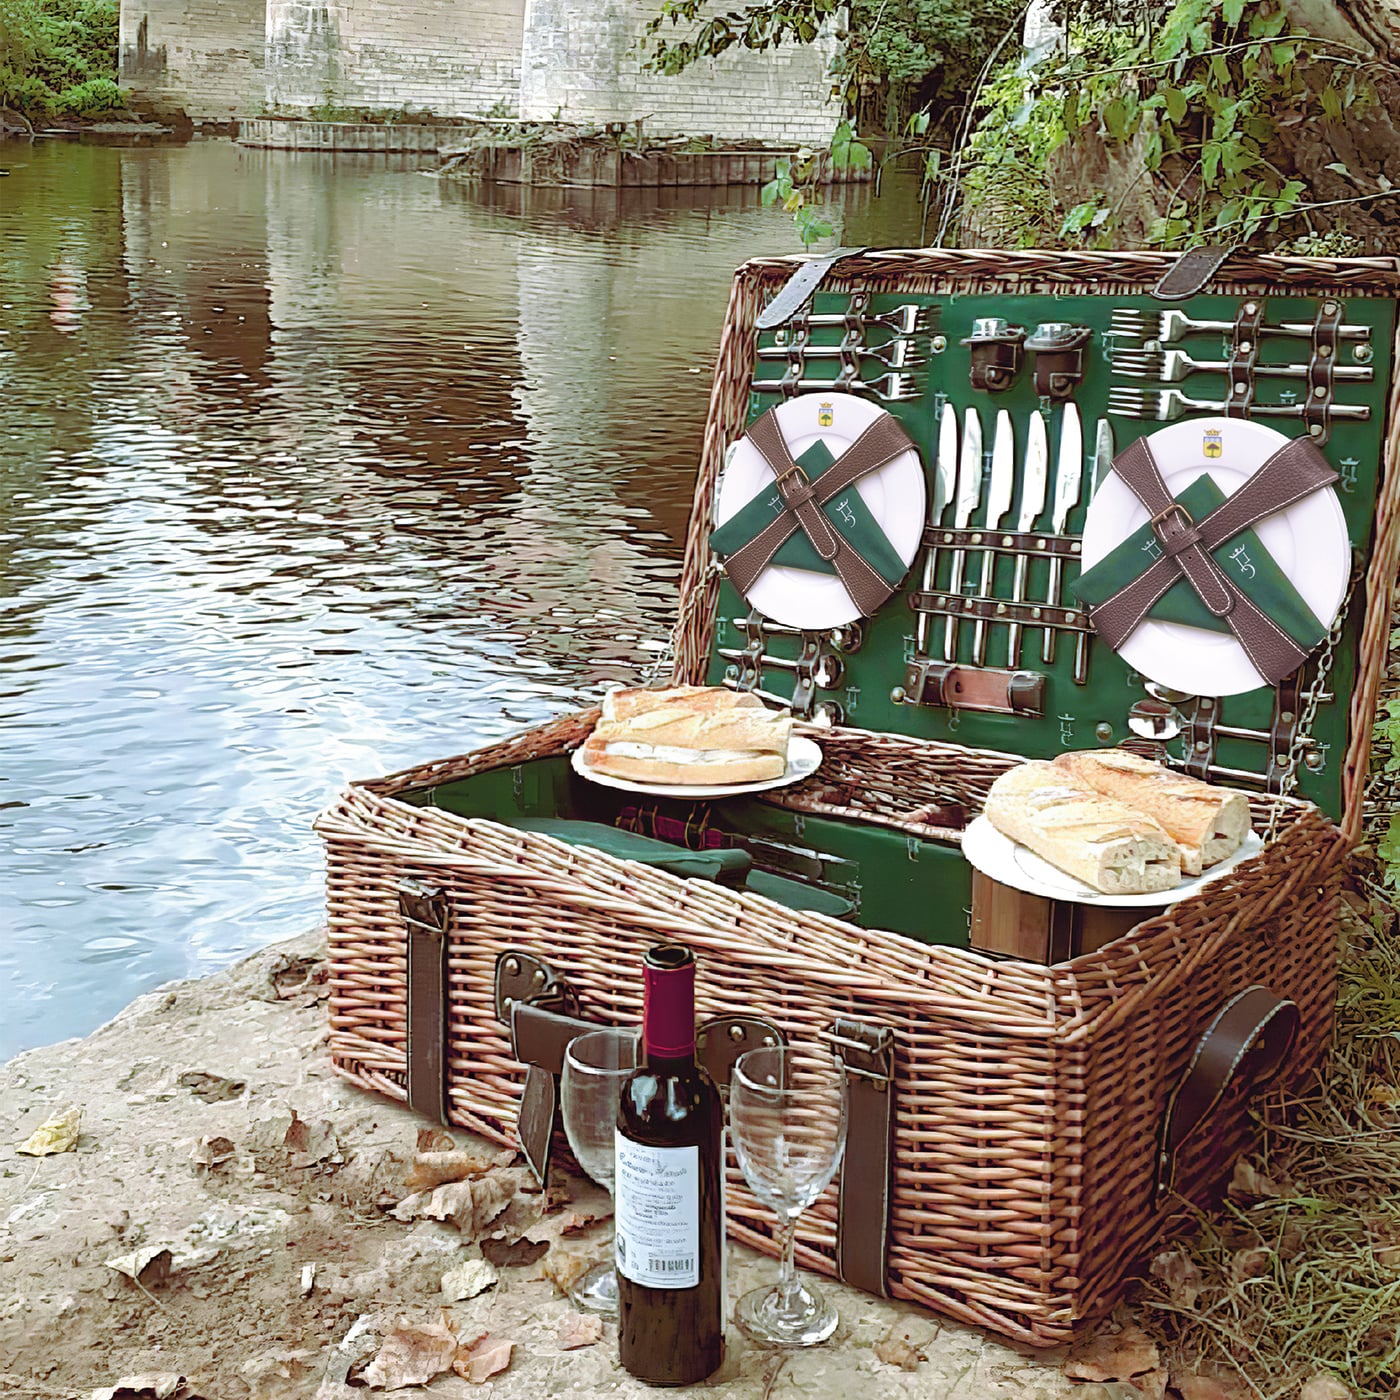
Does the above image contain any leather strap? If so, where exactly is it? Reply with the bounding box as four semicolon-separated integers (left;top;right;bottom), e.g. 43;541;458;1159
1225;299;1264;420
755;247;870;330
1152;244;1237;300
1091;434;1338;685
400;881;450;1125
829;1019;895;1297
1158;986;1299;1194
722;410;916;617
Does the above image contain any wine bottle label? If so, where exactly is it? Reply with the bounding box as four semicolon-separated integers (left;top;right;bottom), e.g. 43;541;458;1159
613;1133;700;1289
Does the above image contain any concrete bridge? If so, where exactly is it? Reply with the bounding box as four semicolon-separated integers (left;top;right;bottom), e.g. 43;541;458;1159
119;0;841;145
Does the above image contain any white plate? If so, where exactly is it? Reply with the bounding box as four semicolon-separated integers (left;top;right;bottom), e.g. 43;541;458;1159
713;393;926;629
962;814;1264;908
570;734;823;799
1080;417;1349;697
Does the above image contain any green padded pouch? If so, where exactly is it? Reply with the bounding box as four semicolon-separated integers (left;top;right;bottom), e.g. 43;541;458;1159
1072;473;1327;649
511;818;752;885
745;869;855;919
709;439;909;585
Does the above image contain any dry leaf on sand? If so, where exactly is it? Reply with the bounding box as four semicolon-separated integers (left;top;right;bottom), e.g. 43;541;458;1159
1227;1246;1273;1282
481;1236;549;1269
442;1258;498;1302
393;1174;515;1238
559;1205;613;1234
105;1247;174;1288
1149;1250;1201;1308
18;1106;81;1156
558;1312;604;1350
404;1148;518;1194
1228;1159;1291;1200
488;1189;544;1243
542;1248;591;1295
873;1329;925;1371
362;1323;459;1390
284;1111;340;1169
419;1125;456;1153
1299;1376;1355;1400
1172;1372;1252;1400
454;1334;514;1384
190;1135;237;1173
1064;1324;1160;1383
178;1071;246;1103
90;1376;184;1400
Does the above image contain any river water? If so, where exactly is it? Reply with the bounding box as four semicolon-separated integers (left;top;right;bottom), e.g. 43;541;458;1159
0;136;919;1059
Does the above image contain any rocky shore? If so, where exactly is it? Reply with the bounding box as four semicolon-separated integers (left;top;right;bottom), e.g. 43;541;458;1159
0;931;1083;1400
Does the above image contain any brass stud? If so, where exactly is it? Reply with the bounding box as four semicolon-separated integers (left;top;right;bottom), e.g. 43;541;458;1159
1196;739;1209;752
1281;711;1294;723
1355;344;1373;364
533;968;546;984
504;957;520;976
1036;540;1047;551
931;335;947;353
729;1024;746;1041
996;603;1008;615
762;1036;777;1047
891;686;907;704
1001;535;1013;547
1323;300;1338;315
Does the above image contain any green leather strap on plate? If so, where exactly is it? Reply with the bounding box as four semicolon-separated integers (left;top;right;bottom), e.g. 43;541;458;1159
709;440;909;585
1072;473;1327;650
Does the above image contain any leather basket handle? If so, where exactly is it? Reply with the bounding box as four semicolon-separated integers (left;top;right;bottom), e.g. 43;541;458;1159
1152;244;1239;301
1157;985;1299;1196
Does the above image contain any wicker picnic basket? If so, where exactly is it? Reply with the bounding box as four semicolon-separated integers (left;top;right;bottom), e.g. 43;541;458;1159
316;248;1400;1347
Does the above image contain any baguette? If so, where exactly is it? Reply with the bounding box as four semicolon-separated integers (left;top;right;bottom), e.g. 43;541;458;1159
984;762;1182;895
1052;750;1251;876
601;686;762;723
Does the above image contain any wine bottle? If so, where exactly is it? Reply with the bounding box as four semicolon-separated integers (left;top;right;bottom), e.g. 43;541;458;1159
615;942;725;1386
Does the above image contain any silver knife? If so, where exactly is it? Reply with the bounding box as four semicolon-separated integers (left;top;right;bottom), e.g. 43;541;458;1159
944;407;984;662
918;403;959;657
1006;411;1050;667
1042;403;1083;664
973;409;1015;666
1072;417;1116;684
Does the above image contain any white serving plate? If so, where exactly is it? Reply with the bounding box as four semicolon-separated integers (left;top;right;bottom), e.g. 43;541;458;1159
570;734;823;799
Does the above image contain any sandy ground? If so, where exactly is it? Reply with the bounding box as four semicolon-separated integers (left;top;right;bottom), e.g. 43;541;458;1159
0;929;1086;1400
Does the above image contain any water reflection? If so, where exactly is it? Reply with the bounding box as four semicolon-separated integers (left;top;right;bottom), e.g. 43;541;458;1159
0;138;916;1058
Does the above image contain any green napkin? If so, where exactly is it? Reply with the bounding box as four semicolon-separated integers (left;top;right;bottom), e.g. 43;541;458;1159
1072;473;1326;647
710;440;909;585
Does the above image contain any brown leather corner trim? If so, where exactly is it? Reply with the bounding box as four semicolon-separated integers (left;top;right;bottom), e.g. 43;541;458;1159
1158;986;1299;1196
1152;245;1237;301
828;1018;896;1298
400;881;450;1125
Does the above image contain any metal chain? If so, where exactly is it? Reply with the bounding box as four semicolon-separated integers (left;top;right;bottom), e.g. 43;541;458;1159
1263;558;1358;838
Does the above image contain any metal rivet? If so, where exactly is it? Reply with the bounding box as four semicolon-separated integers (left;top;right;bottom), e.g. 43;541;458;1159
1196;739;1209;752
1071;542;1081;554
996;603;1008;615
1313;385;1327;398
1234;382;1249;395
502;995;514;1009
1031;607;1043;619
1036;540;1047;551
1309;424;1324;436
533;969;546;984
943;531;955;544
1355;344;1373;364
728;1024;745;1042
970;532;983;545
1095;722;1113;741
725;665;740;681
931;335;947;353
504;957;520;975
1319;345;1333;358
935;595;946;608
1239;339;1253;354
1064;611;1075;623
1323;300;1338;315
762;1036;777;1047
1244;302;1257;315
891;686;907;704
1281;711;1294;723
1304;751;1323;770
1001;535;1013;547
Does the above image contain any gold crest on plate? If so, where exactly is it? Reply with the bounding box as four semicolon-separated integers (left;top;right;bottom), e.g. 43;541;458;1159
1203;427;1224;459
818;402;834;427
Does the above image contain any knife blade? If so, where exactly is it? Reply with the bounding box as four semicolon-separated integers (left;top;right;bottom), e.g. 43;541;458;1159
1072;417;1115;685
1006;411;1050;666
917;403;960;657
1042;404;1083;664
944;407;984;661
972;409;1015;666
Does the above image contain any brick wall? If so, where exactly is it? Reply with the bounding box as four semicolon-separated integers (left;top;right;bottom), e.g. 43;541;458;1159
119;0;839;143
120;0;265;120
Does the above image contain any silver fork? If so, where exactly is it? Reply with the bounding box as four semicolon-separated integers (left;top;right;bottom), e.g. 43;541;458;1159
785;305;933;337
1107;387;1371;422
749;372;921;402
1114;347;1373;383
1111;309;1371;345
756;340;928;370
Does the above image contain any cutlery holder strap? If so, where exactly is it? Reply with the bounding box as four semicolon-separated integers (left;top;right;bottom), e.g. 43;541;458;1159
1157;985;1299;1195
1152;243;1238;300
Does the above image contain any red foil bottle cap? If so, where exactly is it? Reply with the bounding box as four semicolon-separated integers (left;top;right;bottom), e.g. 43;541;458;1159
642;943;696;1059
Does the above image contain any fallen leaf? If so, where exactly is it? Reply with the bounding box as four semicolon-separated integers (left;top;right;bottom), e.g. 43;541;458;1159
442;1258;498;1302
873;1328;925;1370
1149;1249;1201;1308
1227;1246;1273;1282
362;1323;459;1390
284;1111;340;1169
558;1311;604;1350
418;1126;457;1153
559;1205;613;1234
393;1174;515;1238
178;1071;246;1103
1172;1374;1249;1400
266;952;326;1003
1130;1370;1169;1400
488;1188;544;1242
454;1334;513;1384
1300;1377;1354;1400
481;1236;549;1268
90;1376;184;1400
542;1248;590;1294
1228;1159;1290;1199
190;1135;237;1173
1064;1324;1160;1383
403;1148;517;1194
105;1247;174;1288
18;1106;81;1156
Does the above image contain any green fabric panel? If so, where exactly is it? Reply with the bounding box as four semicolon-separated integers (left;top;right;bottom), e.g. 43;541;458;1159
1072;473;1326;647
744;869;855;918
511;818;752;885
708;440;909;586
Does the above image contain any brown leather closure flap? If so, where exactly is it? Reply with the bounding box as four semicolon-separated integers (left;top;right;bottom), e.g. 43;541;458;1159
1152;244;1238;301
1158;985;1299;1196
400;880;450;1126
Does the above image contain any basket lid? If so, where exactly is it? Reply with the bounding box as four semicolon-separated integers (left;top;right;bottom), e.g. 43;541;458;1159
673;249;1400;842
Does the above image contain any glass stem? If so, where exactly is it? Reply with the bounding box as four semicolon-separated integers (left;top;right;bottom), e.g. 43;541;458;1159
775;1210;801;1314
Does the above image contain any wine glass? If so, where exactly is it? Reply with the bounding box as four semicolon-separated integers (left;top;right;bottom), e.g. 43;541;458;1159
560;1027;639;1316
729;1044;848;1346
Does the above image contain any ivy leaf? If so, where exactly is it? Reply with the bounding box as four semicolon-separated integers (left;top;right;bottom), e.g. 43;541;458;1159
1163;85;1187;123
1222;0;1245;25
1202;141;1222;184
760;178;781;208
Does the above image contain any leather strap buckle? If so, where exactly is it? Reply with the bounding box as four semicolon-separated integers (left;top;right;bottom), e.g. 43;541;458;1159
825;1022;894;1084
771;457;810;494
1149;500;1194;538
400;880;452;1125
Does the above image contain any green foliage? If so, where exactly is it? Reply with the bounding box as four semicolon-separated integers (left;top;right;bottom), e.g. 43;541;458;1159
0;0;122;117
1375;699;1400;890
759;121;871;247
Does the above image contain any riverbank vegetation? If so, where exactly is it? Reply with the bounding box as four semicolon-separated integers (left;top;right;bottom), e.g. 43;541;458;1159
0;0;123;124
